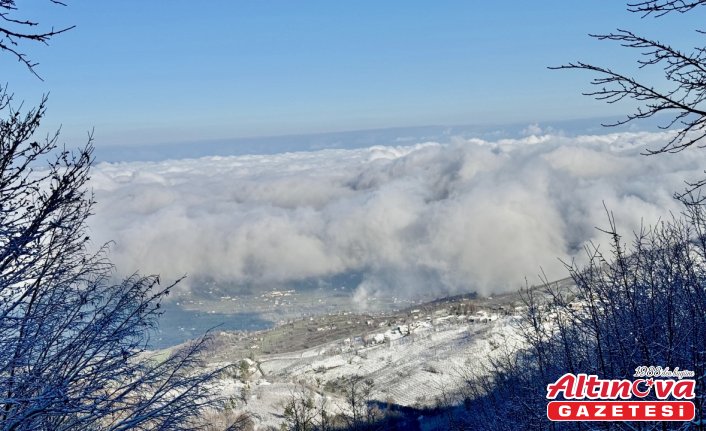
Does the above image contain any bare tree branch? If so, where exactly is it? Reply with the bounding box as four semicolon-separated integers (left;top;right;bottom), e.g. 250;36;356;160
0;1;74;79
552;5;706;199
628;0;706;16
0;86;220;430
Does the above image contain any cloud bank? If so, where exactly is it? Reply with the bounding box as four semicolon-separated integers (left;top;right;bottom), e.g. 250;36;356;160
89;131;702;299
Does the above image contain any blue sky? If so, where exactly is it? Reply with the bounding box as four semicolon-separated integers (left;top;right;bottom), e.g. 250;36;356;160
3;1;704;149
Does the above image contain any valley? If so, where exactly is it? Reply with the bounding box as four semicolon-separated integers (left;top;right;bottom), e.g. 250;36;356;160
175;285;568;429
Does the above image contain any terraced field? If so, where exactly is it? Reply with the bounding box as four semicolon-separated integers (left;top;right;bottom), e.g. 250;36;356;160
199;290;538;429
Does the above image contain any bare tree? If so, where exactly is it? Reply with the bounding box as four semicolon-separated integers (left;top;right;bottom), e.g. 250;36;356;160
552;1;706;200
0;0;74;78
279;376;395;431
338;376;382;431
282;390;319;431
460;205;706;430
201;408;253;431
0;87;219;430
0;2;222;430
454;2;706;429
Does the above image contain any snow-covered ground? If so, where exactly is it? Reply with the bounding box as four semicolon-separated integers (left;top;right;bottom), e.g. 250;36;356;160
209;311;523;429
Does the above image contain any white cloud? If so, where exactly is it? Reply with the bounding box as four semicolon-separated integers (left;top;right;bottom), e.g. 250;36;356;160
88;131;700;300
522;123;544;136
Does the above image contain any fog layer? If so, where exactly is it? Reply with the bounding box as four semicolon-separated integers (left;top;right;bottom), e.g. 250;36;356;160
90;131;698;299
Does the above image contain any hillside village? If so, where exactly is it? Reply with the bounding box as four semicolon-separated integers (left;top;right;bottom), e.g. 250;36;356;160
190;291;543;429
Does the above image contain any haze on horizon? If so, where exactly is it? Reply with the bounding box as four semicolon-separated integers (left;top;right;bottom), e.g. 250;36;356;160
4;1;704;152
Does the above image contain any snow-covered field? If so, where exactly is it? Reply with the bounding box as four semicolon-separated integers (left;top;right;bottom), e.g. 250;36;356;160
209;311;523;429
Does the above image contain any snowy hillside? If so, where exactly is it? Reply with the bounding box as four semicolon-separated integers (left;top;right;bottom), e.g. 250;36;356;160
199;295;530;429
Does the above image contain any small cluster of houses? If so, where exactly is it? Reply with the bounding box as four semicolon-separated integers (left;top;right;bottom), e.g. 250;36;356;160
360;324;411;346
353;308;507;347
260;289;295;300
259;289;296;307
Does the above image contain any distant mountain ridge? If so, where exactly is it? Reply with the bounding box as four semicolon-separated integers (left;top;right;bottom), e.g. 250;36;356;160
94;115;667;163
